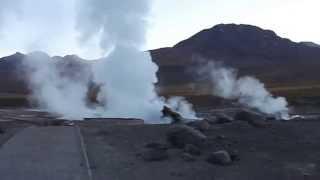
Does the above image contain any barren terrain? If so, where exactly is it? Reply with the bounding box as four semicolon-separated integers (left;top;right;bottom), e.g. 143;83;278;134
0;98;319;180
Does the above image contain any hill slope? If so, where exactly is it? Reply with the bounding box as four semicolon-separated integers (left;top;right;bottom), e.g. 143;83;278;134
1;24;320;97
151;24;320;94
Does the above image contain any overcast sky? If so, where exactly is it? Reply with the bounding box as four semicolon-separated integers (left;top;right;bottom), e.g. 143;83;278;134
0;0;319;58
147;0;320;49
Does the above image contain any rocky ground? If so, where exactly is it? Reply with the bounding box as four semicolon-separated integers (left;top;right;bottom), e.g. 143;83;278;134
0;107;320;180
78;116;320;180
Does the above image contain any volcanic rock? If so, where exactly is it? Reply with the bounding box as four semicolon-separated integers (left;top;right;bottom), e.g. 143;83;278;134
187;119;210;132
235;110;263;121
162;106;183;124
207;150;232;166
229;149;240;161
215;113;234;124
206;116;219;124
235;110;269;128
181;153;196;162
166;125;207;148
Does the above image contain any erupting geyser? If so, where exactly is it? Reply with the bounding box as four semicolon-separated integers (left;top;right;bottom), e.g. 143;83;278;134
205;61;290;119
0;0;292;122
0;0;197;122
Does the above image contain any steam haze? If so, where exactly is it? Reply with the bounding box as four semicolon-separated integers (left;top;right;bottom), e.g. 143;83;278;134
203;61;289;119
10;0;198;122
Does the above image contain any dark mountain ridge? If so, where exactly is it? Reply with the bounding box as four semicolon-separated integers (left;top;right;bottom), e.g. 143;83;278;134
151;24;320;91
0;52;92;94
1;23;320;96
174;24;320;61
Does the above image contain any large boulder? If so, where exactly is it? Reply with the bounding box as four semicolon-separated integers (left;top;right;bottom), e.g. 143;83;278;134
207;150;232;166
187;120;210;132
234;110;269;128
204;114;234;125
235;110;263;121
215;113;234;124
229;149;240;161
162;106;184;124
181;153;196;162
166;125;207;148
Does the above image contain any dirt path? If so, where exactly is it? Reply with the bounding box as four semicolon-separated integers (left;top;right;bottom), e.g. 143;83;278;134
0;126;89;180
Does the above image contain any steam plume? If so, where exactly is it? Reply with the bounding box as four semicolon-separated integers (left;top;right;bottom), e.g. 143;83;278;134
23;52;96;119
203;61;289;119
75;0;197;122
2;0;197;122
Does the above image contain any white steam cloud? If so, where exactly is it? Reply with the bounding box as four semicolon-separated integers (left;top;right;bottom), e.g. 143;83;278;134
75;0;164;121
74;0;197;122
205;62;289;119
23;52;97;119
1;0;197;122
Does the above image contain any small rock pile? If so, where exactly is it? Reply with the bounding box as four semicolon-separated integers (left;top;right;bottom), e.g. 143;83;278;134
139;107;274;165
234;110;270;128
139;118;239;166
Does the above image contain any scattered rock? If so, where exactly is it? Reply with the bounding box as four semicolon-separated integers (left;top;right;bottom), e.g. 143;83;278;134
181;153;196;162
162;106;183;124
206;116;219;124
184;144;201;156
187;120;210;132
207;150;232;166
235;110;269;128
235;110;264;122
229;150;240;161
215;114;234;124
166;125;207;148
142;149;169;162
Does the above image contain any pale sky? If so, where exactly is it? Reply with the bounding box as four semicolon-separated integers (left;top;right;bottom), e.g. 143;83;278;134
0;0;319;58
147;0;320;49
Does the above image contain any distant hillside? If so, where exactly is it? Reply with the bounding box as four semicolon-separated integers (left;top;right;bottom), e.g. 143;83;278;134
0;52;92;95
1;24;320;97
151;24;320;94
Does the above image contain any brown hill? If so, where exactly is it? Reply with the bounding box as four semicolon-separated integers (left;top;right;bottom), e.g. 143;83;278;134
1;24;320;98
151;24;320;95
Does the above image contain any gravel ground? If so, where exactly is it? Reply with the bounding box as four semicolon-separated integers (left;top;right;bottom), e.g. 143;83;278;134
0;107;319;180
0;121;29;147
79;119;320;180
